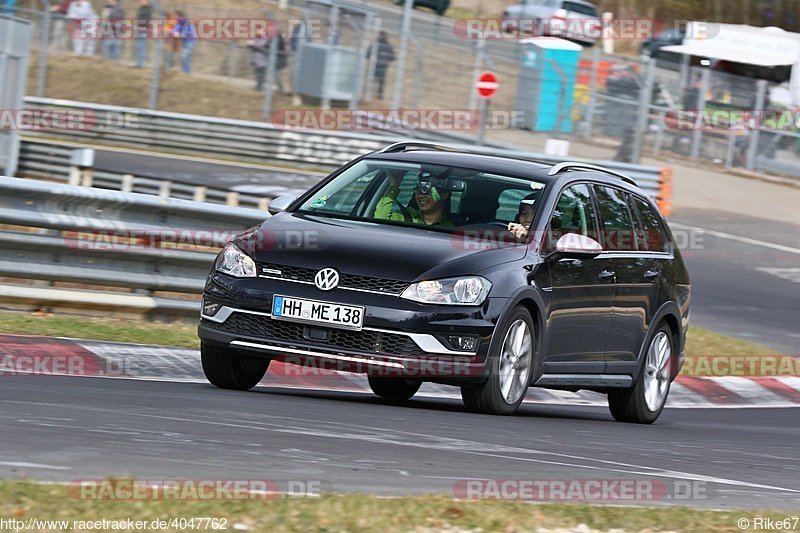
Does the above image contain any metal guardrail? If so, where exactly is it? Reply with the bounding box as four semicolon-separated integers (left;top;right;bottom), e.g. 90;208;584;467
21;97;673;214
0;176;266;317
23;97;397;169
17;140;272;209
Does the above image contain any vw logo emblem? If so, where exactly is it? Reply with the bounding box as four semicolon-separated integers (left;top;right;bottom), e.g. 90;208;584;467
314;267;340;291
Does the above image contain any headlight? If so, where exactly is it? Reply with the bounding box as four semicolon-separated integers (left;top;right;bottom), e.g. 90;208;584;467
401;276;491;305
215;243;256;278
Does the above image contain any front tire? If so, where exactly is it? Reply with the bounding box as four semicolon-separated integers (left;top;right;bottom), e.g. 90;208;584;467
201;342;270;391
608;324;673;424
461;306;535;415
368;376;422;400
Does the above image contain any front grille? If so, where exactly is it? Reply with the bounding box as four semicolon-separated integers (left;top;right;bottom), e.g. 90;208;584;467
258;262;409;295
203;313;420;356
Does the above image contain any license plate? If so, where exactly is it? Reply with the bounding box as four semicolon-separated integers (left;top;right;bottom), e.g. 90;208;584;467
271;295;364;330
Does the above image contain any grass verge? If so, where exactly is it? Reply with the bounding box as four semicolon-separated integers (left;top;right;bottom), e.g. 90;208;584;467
0;480;762;533
0;311;199;349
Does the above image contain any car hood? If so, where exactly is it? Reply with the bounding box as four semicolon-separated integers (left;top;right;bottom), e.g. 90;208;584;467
235;212;528;282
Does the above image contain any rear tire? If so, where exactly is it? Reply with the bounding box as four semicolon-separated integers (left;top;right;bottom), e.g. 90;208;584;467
201;342;270;391
461;306;535;415
608;323;673;424
367;376;422;400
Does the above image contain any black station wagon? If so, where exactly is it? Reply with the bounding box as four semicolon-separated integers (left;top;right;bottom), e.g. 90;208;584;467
198;142;690;424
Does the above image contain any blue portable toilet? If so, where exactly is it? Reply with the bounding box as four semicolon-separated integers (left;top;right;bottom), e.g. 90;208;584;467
515;38;582;134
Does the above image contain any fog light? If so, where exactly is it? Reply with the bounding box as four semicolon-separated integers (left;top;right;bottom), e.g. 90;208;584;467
202;299;221;317
448;335;478;352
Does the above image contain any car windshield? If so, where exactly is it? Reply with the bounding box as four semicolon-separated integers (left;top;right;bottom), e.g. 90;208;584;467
295;159;546;240
562;1;597;16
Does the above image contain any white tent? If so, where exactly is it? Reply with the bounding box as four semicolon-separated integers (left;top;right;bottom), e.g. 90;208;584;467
661;22;800;105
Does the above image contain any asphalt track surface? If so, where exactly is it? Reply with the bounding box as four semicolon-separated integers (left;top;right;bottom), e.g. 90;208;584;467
1;375;799;510
670;208;800;354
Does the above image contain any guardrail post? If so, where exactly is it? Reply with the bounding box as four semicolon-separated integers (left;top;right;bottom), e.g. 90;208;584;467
631;56;655;164
159;180;171;198
68;166;80;186
262;19;279;120
258;197;270;211
652;110;665;158
226;191;240;207
724;131;737;170
657;167;673;217
581;44;600;139
690;68;710;160
121;174;134;192
36;1;51;97
193;186;207;203
746;79;767;171
69;148;93;187
227;42;237;79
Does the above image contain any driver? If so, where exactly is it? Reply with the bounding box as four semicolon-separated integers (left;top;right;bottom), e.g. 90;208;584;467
373;169;454;227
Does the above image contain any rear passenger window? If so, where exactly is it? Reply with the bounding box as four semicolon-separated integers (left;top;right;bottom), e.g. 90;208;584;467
593;185;636;251
632;196;669;252
627;195;648;251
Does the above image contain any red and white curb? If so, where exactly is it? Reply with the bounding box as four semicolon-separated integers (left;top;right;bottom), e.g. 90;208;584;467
2;334;799;408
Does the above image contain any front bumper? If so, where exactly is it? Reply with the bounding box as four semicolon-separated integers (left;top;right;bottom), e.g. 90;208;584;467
199;273;507;381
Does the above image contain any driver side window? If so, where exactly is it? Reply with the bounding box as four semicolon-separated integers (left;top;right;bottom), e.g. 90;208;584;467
546;183;599;250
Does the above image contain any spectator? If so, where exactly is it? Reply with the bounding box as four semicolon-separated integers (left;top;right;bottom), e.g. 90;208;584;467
683;74;702;110
374;31;394;100
163;10;180;69
248;29;287;93
101;0;125;62
274;31;288;93
289;21;307;54
249;31;269;92
173;11;197;74
49;0;74;52
134;0;152;68
67;0;97;56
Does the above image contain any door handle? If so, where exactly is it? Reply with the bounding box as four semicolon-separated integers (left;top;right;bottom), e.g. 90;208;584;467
599;270;616;281
644;270;659;281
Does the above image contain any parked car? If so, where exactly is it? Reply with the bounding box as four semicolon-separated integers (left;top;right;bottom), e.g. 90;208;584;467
640;27;685;67
198;143;690;424
394;0;449;16
502;0;601;47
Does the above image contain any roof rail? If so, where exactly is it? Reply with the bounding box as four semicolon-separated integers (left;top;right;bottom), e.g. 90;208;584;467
377;141;465;154
547;162;637;186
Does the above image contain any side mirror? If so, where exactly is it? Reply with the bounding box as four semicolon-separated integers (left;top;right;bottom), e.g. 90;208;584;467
267;194;297;216
548;233;603;262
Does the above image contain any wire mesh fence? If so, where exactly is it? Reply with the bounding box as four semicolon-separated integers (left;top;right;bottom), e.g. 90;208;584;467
9;2;800;179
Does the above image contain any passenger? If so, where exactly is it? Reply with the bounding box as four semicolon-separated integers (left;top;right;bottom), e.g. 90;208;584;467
507;192;539;239
374;169;454;227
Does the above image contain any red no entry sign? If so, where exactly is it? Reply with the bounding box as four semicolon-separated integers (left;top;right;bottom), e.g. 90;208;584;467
475;72;499;99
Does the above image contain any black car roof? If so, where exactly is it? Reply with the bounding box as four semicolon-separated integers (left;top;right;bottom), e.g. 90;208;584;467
362;149;645;195
363;150;556;183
